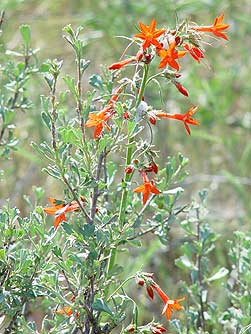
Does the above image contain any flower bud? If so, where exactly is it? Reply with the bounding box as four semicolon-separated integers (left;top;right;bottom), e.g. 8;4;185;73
123;111;130;119
144;53;152;64
146;286;154;299
136;277;145;286
149;115;156;125
125;166;133;174
175;35;181;45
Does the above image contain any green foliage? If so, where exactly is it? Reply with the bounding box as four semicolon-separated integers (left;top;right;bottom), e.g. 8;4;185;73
0;2;250;334
220;232;251;334
175;191;229;334
0;21;39;172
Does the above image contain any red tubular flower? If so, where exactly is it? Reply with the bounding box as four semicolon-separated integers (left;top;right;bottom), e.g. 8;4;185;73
183;44;205;63
174;81;189;97
151;281;185;320
158;42;186;70
156;106;200;135
43;197;80;229
133;171;160;205
108;57;136;70
192;13;230;40
134;18;166;51
108;87;123;104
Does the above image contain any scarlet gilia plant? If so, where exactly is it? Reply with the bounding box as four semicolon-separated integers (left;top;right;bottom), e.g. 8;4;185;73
0;13;230;334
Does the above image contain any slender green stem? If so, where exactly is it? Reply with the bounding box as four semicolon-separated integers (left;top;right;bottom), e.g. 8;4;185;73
107;64;150;275
107;275;134;301
136;64;149;108
118;64;149;226
145;71;163;86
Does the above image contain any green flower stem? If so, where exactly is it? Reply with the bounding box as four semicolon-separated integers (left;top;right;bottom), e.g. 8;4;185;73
136;64;149;108
107;64;149;275
118;64;149;226
107;275;134;301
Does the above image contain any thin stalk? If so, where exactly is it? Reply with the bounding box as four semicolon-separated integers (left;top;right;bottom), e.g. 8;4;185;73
119;64;149;226
62;174;91;224
107;275;134;301
127;205;187;240
107;64;149;275
103;147;109;203
90;151;104;222
50;77;58;151
196;208;206;331
76;54;86;144
0;10;5;29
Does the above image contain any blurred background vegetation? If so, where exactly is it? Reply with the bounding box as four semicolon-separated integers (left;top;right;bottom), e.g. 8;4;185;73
0;0;250;329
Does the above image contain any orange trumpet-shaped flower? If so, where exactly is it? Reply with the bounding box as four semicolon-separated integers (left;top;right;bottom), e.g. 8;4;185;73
158;42;186;70
162;297;186;320
156;106;200;135
192;13;230;40
55;306;73;317
43;197;80;229
55;306;79;318
134;18;166;51
151;281;185;320
86;88;122;139
85;108;113;139
133;171;160;205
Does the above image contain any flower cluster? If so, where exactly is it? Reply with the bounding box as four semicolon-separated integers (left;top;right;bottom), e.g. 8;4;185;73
109;15;229;71
106;14;229;134
136;272;185;320
83;15;230;144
